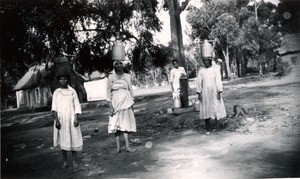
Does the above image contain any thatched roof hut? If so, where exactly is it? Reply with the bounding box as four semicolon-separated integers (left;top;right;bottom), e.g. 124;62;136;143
13;56;87;109
278;33;300;73
279;33;300;55
13;63;52;91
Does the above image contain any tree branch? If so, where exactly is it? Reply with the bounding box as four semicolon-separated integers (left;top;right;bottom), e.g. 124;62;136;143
179;0;190;13
164;0;170;10
120;30;140;43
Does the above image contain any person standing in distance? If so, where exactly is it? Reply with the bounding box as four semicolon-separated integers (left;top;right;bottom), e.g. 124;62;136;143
170;59;186;93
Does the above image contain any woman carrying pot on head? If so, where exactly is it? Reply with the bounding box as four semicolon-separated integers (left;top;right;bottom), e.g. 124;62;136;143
52;73;83;171
106;60;136;153
196;57;226;135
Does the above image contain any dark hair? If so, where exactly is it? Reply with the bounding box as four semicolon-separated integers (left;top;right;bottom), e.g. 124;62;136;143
56;75;70;81
172;59;178;65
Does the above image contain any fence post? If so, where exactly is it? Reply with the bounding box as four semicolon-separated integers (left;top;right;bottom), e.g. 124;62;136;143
180;77;189;108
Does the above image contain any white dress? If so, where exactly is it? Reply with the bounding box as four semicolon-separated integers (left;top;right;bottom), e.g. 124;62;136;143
51;86;83;151
196;66;226;120
106;73;136;133
170;67;186;92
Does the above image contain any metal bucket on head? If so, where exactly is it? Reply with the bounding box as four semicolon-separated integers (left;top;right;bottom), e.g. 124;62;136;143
112;40;125;61
201;39;213;58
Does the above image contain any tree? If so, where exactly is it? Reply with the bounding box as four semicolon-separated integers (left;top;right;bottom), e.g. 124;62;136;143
0;0;164;107
131;31;171;87
187;1;239;78
246;1;280;75
187;0;281;77
164;0;190;68
210;13;239;78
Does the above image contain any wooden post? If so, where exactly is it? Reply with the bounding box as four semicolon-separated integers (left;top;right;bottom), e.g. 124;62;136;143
180;77;189;108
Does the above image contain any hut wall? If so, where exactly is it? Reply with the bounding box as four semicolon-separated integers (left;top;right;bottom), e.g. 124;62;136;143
16;90;26;108
282;53;300;73
15;85;52;109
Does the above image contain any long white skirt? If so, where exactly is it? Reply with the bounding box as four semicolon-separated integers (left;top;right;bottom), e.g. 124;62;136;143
199;86;226;120
108;107;136;134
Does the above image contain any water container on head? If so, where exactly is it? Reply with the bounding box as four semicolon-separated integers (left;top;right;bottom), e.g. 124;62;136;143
201;39;213;58
112;40;125;61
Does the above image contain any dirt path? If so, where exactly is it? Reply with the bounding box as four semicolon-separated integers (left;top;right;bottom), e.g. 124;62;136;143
102;73;300;179
1;72;300;178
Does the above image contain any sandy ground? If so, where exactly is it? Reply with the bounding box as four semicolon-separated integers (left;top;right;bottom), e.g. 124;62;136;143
1;70;300;178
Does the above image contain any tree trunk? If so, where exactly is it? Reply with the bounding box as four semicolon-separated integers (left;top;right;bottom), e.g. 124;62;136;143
222;46;231;79
258;58;263;76
165;66;171;84
167;0;186;68
240;51;247;77
234;48;241;77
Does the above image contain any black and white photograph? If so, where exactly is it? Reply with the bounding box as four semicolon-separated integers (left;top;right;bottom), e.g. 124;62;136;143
1;0;300;178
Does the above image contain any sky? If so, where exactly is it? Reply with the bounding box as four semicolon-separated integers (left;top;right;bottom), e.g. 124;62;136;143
154;0;280;46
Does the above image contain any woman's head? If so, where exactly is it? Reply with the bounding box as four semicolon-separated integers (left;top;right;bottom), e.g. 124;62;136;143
172;59;179;68
113;60;124;71
202;58;212;68
57;75;70;88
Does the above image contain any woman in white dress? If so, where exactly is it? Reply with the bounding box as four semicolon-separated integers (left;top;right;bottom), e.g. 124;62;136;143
196;58;226;134
107;60;136;153
52;74;82;171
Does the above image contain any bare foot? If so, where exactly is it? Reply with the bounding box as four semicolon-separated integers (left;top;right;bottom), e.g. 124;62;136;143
61;162;68;169
126;147;135;153
73;161;79;172
114;149;121;154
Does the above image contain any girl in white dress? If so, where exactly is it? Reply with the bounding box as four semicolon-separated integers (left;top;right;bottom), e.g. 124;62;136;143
52;74;82;171
196;58;226;134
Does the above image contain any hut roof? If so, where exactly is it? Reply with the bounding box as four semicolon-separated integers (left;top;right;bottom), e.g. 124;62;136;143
13;62;86;91
13;63;48;91
279;33;300;55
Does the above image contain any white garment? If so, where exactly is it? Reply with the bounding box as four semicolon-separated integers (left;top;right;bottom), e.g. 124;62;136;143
196;67;226;120
52;86;83;151
106;73;136;133
170;67;186;92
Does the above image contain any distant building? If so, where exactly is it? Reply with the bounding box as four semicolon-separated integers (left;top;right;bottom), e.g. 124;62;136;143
13;57;87;109
83;71;108;101
279;33;300;73
13;63;52;109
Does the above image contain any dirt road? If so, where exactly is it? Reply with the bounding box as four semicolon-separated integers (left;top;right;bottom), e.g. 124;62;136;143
1;72;300;178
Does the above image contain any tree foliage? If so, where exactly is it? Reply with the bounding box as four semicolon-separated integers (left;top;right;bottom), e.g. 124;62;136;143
275;0;300;34
1;0;165;106
131;30;171;87
163;0;190;68
186;0;282;77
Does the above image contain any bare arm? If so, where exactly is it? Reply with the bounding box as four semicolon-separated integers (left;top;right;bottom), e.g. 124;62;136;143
51;91;60;129
128;74;134;100
106;75;114;116
52;111;61;129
